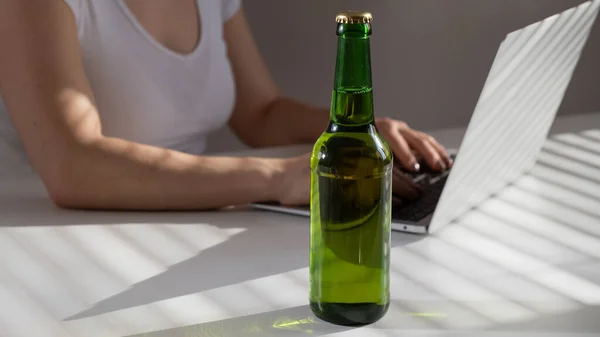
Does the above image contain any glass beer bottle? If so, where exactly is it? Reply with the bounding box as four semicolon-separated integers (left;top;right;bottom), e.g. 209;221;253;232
309;11;392;326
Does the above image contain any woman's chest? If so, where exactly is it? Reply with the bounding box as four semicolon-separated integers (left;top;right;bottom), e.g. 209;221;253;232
122;0;201;56
77;0;235;150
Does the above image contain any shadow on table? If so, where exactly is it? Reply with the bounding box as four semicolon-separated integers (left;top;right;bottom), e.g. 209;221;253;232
122;298;452;337
124;305;353;337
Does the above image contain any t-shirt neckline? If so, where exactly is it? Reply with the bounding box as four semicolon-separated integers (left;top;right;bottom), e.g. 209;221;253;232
116;0;207;61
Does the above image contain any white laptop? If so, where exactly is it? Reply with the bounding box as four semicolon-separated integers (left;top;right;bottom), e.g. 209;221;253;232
252;0;600;234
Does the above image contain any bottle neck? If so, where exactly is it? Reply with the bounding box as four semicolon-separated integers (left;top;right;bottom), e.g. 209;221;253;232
330;23;374;127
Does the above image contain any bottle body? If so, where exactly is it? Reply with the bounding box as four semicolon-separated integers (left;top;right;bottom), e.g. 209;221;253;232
310;13;391;325
309;91;392;326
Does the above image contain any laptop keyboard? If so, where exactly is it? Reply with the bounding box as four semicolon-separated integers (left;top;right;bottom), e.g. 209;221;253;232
393;172;449;222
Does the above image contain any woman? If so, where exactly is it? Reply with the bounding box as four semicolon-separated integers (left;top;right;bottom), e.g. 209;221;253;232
0;0;452;210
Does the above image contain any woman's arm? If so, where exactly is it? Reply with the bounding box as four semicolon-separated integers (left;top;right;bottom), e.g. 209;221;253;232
224;10;330;148
224;11;453;172
0;0;291;210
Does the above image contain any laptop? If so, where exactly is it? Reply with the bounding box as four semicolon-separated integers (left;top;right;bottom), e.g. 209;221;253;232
252;0;600;234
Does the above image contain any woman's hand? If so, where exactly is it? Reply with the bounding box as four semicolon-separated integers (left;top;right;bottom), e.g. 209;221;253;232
376;118;453;172
275;154;312;206
275;153;423;206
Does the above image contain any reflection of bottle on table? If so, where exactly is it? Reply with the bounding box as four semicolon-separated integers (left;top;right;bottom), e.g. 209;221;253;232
309;11;392;326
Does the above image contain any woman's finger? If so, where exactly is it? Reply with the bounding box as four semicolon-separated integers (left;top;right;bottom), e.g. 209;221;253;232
402;130;445;171
380;124;420;172
424;134;453;169
392;167;422;200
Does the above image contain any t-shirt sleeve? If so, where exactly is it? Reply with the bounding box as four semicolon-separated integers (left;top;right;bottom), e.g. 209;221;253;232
222;0;242;22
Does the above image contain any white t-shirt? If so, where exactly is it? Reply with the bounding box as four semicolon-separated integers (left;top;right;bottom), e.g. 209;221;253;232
0;0;241;163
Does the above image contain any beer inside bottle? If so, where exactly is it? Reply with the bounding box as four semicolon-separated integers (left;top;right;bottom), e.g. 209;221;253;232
309;11;392;326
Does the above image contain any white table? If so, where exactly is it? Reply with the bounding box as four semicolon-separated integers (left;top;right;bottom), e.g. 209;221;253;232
0;112;599;337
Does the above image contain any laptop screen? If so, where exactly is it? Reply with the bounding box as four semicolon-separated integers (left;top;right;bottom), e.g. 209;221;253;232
429;0;600;233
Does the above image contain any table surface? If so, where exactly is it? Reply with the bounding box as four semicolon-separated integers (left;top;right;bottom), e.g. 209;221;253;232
0;112;599;337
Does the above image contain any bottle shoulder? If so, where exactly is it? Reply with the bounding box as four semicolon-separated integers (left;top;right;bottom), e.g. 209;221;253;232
311;130;392;176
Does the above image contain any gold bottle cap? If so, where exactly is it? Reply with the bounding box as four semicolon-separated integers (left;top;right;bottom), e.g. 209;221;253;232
335;11;373;24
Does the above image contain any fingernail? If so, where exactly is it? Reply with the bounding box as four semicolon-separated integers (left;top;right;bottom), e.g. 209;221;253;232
439;161;447;171
412;162;420;172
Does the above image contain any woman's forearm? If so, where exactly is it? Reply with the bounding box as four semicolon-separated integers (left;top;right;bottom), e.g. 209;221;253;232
50;136;283;210
252;97;330;147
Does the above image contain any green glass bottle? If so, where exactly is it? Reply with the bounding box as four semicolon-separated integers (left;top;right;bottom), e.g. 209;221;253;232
309;11;392;326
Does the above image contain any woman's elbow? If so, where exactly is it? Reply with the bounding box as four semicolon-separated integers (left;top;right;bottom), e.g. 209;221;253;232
47;186;76;209
39;154;90;209
44;168;85;209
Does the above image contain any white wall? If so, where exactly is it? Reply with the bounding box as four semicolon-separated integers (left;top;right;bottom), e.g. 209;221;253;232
207;0;600;152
